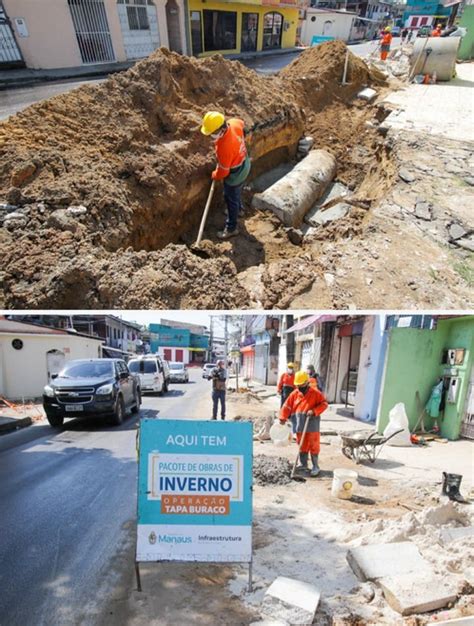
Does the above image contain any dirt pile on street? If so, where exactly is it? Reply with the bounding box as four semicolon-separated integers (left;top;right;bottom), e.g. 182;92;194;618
253;454;292;486
0;43;387;308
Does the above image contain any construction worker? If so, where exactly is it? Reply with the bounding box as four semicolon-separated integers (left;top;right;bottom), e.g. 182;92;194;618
431;23;442;37
380;26;393;61
201;111;251;240
277;362;295;409
279;371;328;477
210;360;227;420
306;364;323;392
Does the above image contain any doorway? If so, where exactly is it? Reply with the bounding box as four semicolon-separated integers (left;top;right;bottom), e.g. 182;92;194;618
166;0;182;53
68;0;115;64
263;12;282;50
46;350;66;381
0;3;23;68
241;12;258;52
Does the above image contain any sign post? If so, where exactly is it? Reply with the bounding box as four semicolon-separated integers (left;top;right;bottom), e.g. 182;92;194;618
136;419;253;590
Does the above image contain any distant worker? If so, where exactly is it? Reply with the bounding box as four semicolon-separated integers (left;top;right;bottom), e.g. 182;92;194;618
401;28;408;42
277;362;295;408
201;111;251;240
279;371;328;477
210;360;227;420
380;26;393;61
431;23;442;37
306;364;324;392
407;29;414;42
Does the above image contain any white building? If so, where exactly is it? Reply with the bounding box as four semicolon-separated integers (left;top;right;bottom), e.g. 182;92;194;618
0;319;103;400
301;8;357;44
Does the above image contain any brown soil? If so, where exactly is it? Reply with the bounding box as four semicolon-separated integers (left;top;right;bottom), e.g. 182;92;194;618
0;42;395;308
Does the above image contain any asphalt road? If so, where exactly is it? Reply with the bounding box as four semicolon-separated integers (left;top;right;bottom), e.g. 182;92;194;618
0;40;400;121
0;367;212;626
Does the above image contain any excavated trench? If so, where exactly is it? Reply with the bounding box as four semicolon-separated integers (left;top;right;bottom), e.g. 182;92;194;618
0;41;392;309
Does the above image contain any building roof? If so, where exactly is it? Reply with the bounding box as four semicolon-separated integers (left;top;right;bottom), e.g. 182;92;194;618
0;318;102;341
306;7;359;16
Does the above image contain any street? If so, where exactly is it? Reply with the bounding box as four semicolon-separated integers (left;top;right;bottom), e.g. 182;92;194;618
0;40;395;121
0;367;212;626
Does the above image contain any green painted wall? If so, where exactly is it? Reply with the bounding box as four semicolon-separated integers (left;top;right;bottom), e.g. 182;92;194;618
458;6;474;61
377;317;474;440
440;317;474;439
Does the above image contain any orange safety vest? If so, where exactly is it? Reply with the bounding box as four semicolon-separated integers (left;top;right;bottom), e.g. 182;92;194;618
277;372;295;394
309;376;319;390
280;386;328;433
431;28;441;37
213;118;247;181
381;32;392;47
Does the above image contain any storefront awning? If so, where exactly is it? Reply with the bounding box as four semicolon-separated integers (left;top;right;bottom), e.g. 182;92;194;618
285;314;336;333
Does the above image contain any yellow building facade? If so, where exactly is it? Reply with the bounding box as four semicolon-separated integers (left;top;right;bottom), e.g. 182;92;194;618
187;0;299;57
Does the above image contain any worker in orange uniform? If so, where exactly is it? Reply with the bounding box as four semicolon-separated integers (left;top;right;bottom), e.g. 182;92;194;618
201;111;251;240
431;23;442;37
380;26;393;61
280;371;328;477
307;364;323;391
277;362;295;409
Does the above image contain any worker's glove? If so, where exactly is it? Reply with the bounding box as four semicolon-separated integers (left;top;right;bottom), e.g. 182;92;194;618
306;410;314;418
279;419;286;426
211;170;218;181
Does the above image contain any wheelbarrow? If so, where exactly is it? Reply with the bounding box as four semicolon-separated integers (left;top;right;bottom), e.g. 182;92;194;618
340;429;404;464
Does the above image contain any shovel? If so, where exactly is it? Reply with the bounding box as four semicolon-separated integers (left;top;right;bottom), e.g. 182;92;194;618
290;412;312;483
191;180;215;256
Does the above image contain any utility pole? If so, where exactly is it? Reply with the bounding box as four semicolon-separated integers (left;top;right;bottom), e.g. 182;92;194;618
209;316;214;361
224;316;229;369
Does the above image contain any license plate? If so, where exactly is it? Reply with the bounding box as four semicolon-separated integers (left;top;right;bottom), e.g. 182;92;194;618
65;404;84;412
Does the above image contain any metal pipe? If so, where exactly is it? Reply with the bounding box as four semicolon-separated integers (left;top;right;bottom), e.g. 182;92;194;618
345;334;353;408
341;48;350;85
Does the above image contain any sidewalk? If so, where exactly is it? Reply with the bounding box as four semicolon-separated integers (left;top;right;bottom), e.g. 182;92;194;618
0;400;45;434
0;60;134;90
382;63;474;142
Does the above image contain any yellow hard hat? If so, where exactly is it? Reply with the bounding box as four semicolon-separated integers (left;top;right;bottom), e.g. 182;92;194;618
294;371;309;386
201;111;225;136
385;26;391;32
287;362;295;369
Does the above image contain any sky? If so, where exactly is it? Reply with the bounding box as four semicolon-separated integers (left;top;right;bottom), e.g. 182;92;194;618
116;310;240;338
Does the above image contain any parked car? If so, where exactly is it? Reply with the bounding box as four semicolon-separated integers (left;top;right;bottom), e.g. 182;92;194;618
169;362;189;383
391;26;401;36
202;363;217;379
43;359;141;427
128;355;170;395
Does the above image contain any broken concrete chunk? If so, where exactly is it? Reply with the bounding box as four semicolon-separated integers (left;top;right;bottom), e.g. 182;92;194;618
398;168;416;183
379;573;457;616
347;542;432;582
414;200;433;221
285;227;304;246
454;236;474;252
306;202;351;227
440;526;474;545
358;88;377;102
297;136;314;156
66;204;88;216
261;577;321;625
448;223;468;241
252;150;336;228
428;618;474;625
464;176;474;186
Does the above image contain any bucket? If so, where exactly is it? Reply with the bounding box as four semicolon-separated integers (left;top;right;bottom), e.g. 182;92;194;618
332;468;358;500
269;421;291;447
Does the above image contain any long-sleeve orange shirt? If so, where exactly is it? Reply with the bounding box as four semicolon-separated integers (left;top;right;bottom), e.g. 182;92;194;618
280;386;328;433
212;118;247;181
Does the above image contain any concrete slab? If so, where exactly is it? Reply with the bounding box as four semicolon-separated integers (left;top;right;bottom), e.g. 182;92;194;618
346;542;432;582
306;202;351;227
379;573;458;616
261;576;321;625
358;87;377;102
440;526;474;545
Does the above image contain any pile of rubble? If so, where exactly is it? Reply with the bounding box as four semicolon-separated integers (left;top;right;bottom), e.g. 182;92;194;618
253;455;292;486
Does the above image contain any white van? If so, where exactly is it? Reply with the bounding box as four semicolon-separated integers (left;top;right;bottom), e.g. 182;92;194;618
128;355;170;395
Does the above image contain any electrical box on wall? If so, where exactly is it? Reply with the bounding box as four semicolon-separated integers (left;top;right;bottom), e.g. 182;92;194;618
447;377;460;403
446;348;465;365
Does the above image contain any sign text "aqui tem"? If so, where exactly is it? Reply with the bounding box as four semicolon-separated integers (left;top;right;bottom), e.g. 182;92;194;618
136;419;253;563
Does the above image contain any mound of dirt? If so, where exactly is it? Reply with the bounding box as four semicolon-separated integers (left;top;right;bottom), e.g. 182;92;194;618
0;42;384;309
253;454;292;486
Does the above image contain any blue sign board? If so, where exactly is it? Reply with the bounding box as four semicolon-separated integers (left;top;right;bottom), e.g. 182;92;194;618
311;35;336;46
136;419;253;563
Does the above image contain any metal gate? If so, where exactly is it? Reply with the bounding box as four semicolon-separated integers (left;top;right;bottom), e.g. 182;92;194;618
68;0;115;64
0;5;23;67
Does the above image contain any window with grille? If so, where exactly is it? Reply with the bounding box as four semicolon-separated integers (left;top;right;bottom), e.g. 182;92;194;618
127;4;150;29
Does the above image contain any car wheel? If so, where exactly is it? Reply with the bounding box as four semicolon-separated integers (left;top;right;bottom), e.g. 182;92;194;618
131;389;141;414
111;395;125;426
46;413;64;428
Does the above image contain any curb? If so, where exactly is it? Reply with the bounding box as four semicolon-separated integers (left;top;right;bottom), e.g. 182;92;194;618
0;416;34;434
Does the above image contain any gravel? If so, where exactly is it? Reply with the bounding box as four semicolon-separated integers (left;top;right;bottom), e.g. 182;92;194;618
253;455;293;486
